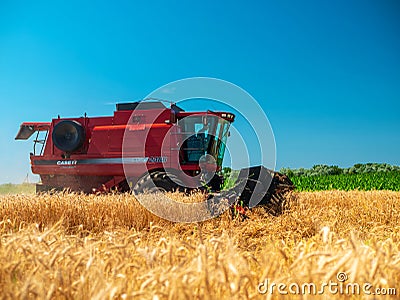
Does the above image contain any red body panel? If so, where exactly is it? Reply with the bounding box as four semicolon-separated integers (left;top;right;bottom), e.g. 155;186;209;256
22;103;234;192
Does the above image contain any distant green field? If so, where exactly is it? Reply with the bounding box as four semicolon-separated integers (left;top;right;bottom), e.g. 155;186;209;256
0;183;36;195
289;171;400;191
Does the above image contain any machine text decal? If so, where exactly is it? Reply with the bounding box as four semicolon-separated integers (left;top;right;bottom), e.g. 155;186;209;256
35;157;167;165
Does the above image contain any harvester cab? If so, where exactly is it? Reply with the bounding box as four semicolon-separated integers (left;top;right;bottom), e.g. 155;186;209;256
16;100;294;215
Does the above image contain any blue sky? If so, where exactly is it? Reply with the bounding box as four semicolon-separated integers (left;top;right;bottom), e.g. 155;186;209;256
0;0;399;183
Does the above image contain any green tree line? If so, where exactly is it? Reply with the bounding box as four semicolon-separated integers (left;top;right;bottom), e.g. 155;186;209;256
279;163;400;177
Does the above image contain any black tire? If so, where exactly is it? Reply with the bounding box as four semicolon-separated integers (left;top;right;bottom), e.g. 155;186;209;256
52;120;85;152
133;171;186;194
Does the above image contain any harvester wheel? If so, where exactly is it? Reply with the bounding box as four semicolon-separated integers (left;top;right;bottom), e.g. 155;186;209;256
133;171;186;194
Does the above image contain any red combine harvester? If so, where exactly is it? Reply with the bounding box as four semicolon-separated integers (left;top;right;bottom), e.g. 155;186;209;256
16;100;294;215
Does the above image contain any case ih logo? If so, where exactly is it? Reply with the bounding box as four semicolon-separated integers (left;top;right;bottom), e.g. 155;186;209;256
57;160;78;166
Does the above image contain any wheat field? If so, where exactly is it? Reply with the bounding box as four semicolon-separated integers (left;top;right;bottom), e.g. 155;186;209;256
0;191;399;299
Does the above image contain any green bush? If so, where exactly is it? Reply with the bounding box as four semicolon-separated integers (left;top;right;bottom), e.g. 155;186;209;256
280;163;400;177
